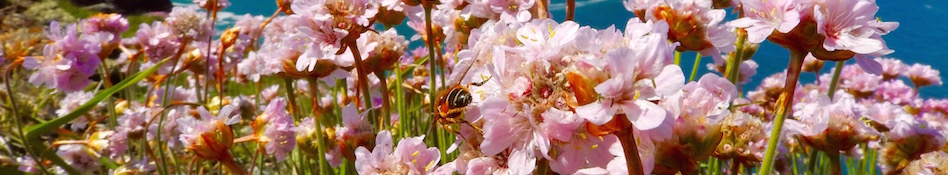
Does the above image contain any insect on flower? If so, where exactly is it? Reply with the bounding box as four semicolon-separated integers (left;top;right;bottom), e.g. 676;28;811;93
427;47;490;138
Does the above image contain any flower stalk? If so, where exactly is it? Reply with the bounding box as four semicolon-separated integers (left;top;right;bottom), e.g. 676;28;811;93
827;61;845;99
423;3;438;117
348;40;375;113
566;0;576;21
758;49;807;175
725;29;747;84
616;116;645;175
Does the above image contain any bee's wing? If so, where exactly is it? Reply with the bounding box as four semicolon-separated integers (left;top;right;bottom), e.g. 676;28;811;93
446;46;483;87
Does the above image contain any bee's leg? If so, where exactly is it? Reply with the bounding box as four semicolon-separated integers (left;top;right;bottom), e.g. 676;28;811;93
425;117;441;138
471;76;491;86
461;120;483;134
445;123;479;146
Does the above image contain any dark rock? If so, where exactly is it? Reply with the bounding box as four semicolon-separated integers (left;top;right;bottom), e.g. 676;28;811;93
69;0;172;15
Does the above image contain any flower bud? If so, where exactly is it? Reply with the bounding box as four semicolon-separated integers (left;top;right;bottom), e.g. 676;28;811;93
277;0;294;14
220;27;241;49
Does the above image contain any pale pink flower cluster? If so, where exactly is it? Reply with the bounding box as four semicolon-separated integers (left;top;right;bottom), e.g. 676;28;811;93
24;21;108;92
354;130;444;174
625;0;736;62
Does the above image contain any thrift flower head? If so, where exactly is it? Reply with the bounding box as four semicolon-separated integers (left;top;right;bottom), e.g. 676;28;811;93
194;0;231;9
177;105;241;160
252;98;297;161
24;21;104;92
876;57;906;80
905;63;943;88
57;144;100;174
902;151;948;175
634;0;735;60
81;13;129;43
355;130;443;174
167;6;214;39
135;21;180;60
56;91;98;130
879;114;947;174
730;0;802;43
814;0;893;55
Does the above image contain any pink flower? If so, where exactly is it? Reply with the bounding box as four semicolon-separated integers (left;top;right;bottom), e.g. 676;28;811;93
838;65;882;96
234;14;265;39
730;0;803;43
24;21;104;92
292;0;379;27
814;0;894;54
488;0;535;22
635;0;735;61
921;99;948;115
876;57;906;80
477;97;544;174
81;13;129;43
665;73;738;128
135;21;180;61
354;130;398;174
875;80;918;106
905;63;942;88
514;19;579;61
575;49;682;130
166;6;214;40
193;0;230;9
259;98;297;161
335;103;375;149
56;91;99;130
394;135;442;174
176;105;241;148
16;156;39;173
57;144;99;174
238;50;282;82
549;132;620;174
540;108;584;142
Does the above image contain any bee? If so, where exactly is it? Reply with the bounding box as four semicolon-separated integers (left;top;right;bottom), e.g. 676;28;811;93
427;48;489;136
860;116;891;132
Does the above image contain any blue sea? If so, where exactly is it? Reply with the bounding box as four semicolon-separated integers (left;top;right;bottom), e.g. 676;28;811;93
174;0;948;98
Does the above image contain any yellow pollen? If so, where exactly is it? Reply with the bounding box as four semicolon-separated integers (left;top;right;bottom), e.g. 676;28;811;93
579;133;587;140
548;24;556;38
591;144;599;149
413;150;420;157
426;160;436;171
633;90;641;101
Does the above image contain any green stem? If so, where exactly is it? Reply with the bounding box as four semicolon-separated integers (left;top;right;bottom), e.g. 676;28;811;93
827;61;845;99
725;29;747;84
807;150;819;175
758;49;807;175
867;148;877;175
394;66;407;137
675;51;681;65
284;78;302;121
791;153;800;175
689;53;702;82
5;70;48;174
423;3;438;119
